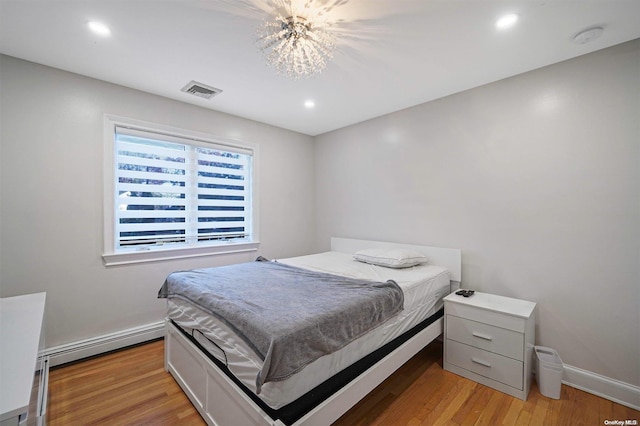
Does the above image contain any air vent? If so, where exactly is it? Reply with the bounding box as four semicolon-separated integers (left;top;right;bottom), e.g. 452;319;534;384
181;80;223;99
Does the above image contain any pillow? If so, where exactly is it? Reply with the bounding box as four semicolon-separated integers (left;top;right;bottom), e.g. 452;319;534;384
353;248;428;269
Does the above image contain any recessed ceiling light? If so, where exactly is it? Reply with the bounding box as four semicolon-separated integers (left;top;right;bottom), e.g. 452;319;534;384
87;21;111;36
304;100;315;109
496;13;518;30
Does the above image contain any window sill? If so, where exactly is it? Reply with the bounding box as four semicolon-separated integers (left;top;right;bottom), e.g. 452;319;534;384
102;241;260;266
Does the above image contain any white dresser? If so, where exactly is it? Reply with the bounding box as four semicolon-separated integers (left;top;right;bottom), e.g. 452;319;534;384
443;291;536;400
0;293;48;426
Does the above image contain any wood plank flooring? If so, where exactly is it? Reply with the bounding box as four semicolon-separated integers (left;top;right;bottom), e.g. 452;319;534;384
47;339;639;425
47;339;204;425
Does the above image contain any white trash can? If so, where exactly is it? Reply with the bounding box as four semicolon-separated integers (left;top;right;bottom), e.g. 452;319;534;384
535;346;563;399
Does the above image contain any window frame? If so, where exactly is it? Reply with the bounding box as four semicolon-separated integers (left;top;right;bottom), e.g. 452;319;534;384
102;115;259;266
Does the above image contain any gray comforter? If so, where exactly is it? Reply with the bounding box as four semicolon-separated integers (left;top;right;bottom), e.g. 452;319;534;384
158;258;404;393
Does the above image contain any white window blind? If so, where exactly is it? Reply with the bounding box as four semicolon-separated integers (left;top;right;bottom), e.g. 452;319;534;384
114;126;253;250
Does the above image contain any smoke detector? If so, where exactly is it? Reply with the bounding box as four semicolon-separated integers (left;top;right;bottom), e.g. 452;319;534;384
573;27;604;44
181;80;223;99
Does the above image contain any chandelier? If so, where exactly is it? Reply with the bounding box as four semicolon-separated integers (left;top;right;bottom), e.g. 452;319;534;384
257;8;337;79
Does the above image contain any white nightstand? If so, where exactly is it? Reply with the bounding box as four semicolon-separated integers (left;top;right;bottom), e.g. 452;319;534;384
443;291;536;400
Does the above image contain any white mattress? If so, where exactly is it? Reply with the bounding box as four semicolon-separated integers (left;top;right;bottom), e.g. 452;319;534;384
166;251;451;409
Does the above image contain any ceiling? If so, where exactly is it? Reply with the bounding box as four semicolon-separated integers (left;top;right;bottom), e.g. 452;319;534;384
1;1;639;136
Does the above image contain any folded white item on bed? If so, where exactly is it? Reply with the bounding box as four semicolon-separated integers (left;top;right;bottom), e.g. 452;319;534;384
166;251;451;409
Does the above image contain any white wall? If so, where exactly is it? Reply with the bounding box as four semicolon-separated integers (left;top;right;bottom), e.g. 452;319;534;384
314;40;640;387
0;55;316;347
1;39;638;400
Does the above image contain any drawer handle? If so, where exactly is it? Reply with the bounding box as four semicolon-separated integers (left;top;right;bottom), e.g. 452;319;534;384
472;332;493;341
471;357;492;368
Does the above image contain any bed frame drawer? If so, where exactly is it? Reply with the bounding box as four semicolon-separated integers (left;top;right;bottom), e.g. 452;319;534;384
446;314;524;360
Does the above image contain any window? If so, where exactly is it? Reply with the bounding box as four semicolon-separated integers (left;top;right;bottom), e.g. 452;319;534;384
103;116;258;265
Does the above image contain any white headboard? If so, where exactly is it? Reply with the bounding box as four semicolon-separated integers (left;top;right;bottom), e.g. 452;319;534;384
331;237;462;284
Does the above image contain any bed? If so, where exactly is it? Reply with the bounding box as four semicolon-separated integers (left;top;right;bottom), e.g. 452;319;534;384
161;237;462;425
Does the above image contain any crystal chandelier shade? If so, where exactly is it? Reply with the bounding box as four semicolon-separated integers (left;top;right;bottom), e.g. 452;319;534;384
257;12;337;79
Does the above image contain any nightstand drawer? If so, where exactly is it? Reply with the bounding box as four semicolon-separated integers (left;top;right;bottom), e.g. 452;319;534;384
446;340;523;390
446;314;524;360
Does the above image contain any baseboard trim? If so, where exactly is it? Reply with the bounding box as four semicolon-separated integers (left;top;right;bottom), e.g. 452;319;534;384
43;321;164;367
562;364;640;411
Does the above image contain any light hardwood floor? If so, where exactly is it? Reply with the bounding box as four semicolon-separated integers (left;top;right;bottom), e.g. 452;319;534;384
47;339;638;425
